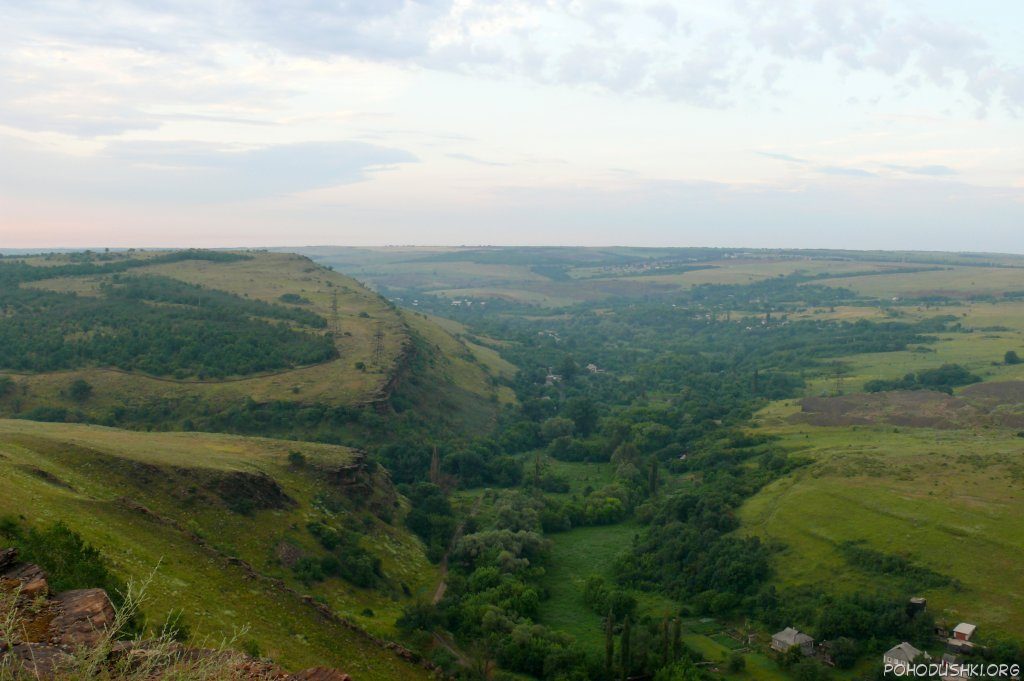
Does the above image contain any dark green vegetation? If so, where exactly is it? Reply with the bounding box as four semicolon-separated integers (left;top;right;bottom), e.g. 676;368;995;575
0;517;128;608
863;363;981;394
0;274;335;377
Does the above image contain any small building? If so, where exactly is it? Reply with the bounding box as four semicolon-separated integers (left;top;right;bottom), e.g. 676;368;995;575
771;627;814;655
952;623;976;642
908;597;927;616
884;642;929;670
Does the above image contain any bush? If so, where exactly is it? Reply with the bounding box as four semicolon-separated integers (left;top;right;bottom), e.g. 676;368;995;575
1006;350;1022;365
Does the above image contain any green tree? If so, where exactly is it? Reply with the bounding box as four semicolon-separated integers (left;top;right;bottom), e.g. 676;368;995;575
1006;350;1022;365
564;397;598;437
620;615;631;681
672;617;681;661
540;416;575;442
68;378;93;402
728;652;746;672
605;609;615;679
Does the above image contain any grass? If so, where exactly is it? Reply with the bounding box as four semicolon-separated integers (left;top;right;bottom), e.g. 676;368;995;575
538;521;679;650
823;266;1024;298
0;419;435;679
741;407;1024;636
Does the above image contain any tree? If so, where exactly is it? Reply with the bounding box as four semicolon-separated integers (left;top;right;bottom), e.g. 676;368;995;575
648;458;660;496
672;617;681;661
68;378;93;402
1006;350;1022;365
605;609;615;679
564;397;598;437
620;615;631;681
540;417;575;442
661;617;671;666
559;355;579;381
727;652;746;673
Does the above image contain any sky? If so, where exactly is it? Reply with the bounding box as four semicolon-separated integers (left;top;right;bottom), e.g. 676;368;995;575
0;0;1022;252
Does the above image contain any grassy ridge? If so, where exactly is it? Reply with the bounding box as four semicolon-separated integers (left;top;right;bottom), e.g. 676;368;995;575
1;250;506;441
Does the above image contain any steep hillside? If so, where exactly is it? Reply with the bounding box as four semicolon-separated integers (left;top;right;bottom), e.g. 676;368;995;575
0;419;438;679
0;249;504;441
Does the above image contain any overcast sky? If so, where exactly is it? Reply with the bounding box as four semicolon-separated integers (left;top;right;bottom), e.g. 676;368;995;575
1;1;1022;251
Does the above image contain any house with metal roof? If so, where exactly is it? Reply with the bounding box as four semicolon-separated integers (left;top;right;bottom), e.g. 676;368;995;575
884;642;930;670
771;627;814;655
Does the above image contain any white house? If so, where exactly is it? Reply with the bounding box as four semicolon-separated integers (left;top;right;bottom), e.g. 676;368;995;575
952;623;976;642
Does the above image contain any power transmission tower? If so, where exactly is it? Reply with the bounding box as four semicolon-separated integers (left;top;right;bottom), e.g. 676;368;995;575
833;362;845;395
331;291;340;333
372;323;385;366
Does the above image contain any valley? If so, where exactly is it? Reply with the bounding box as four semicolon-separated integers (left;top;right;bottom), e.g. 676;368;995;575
3;245;1024;680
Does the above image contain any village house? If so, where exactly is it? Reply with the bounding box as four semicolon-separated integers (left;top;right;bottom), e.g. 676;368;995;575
952;623;976;642
771;627;814;655
883;642;930;670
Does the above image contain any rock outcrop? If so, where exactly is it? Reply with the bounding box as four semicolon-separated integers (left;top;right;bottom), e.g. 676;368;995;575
0;547;356;680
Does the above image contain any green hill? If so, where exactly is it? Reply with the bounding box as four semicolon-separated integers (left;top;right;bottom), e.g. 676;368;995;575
0;419;437;678
0;249;506;441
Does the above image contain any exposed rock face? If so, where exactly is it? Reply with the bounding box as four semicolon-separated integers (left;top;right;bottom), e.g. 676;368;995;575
3;560;49;599
206;469;297;513
49;589;116;647
0;546;19;570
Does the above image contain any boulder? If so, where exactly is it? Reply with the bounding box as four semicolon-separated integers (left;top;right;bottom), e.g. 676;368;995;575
4;642;73;678
48;588;115;646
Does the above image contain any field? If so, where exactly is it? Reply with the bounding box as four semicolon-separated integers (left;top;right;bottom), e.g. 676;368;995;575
539;522;644;648
0;419;436;679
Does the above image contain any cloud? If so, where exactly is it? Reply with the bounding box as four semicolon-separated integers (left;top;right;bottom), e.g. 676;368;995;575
757;151;808;164
446;153;508;166
818;166;877;177
884;163;957;176
0;136;416;203
2;0;1021;143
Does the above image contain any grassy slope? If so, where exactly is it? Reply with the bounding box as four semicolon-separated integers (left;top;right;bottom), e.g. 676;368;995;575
6;250;505;435
0;419;435;679
738;277;1024;638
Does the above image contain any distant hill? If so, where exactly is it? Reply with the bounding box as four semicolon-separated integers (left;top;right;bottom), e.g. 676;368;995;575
0;249;506;442
292;245;1024;308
